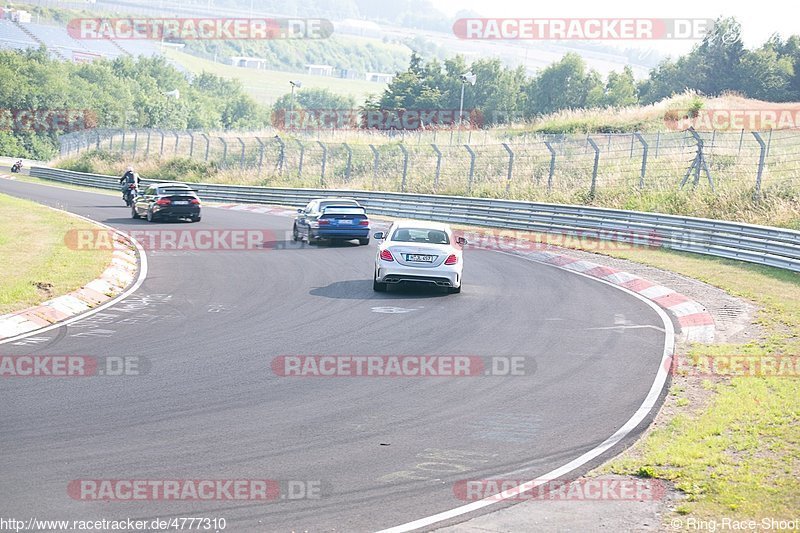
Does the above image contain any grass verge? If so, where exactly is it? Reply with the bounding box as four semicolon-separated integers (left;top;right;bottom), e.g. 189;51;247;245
0;193;113;315
590;248;800;522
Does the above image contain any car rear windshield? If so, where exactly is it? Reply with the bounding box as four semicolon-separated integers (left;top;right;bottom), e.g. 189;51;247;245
158;187;195;195
321;207;366;216
319;200;358;210
391;228;450;244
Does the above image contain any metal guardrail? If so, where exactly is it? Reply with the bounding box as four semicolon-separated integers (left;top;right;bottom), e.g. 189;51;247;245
30;166;800;272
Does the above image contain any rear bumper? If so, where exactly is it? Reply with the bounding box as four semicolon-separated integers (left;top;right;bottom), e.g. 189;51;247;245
312;228;370;239
152;206;201;219
376;264;461;288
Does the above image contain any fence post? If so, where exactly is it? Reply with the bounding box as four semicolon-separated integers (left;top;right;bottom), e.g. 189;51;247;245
752;132;766;200
237;137;245;169
399;144;409;192
171;132;178;155
159;129;165;156
370;144;379;189
680;128;715;191
766;129;773;159
144;130;151;158
502;142;514;194
121;129;126;154
294;139;304;176
634;133;648;188
201;133;210;161
219;137;228;168
274;136;285;173
189;132;195;158
738;128;745;156
431;143;442;192
544;141;556;192
256;137;265;175
95;129;101;151
108;131;114;151
588;137;600;198
343;143;352;181
317;141;327;186
464;144;476;193
654;132;660;159
132;131;138;158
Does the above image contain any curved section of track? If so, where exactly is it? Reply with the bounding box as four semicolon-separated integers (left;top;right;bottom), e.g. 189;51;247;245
0;179;669;531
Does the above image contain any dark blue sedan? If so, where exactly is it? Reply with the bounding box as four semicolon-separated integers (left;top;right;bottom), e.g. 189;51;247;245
293;198;370;245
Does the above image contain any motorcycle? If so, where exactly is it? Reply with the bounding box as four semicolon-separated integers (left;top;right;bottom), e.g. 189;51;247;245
10;160;22;173
123;182;138;207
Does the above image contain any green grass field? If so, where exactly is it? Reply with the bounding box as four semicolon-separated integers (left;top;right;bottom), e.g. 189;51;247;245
0;193;113;315
164;49;386;105
594;249;800;524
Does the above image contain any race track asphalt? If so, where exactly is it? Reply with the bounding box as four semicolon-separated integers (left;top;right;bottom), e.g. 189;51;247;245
0;177;669;531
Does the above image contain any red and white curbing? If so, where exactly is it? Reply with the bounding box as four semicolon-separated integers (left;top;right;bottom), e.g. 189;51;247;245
0;233;138;340
520;249;714;343
213;202;715;343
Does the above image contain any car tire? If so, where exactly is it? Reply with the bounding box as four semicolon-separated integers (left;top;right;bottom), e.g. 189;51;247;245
307;232;316;245
146;209;155;222
448;284;462;294
191;215;201;223
131;206;140;219
373;271;387;292
292;224;300;241
359;238;370;246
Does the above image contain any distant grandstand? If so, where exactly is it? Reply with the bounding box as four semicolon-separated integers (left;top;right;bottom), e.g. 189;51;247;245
0;10;161;61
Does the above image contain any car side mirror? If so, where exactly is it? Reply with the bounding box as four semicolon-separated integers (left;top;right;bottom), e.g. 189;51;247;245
296;208;303;213
456;237;467;246
373;232;385;240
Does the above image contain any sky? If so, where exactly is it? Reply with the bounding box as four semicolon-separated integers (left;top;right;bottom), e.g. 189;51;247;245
432;0;793;55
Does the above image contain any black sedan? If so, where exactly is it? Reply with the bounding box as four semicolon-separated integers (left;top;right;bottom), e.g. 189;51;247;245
132;182;201;222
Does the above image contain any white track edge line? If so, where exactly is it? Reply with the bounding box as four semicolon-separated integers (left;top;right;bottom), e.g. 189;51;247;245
376;250;675;533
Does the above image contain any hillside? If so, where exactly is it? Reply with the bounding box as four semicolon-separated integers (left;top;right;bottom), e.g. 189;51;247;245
163;48;387;105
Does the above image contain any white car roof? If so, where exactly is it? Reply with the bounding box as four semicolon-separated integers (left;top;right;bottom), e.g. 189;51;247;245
316;197;360;204
391;220;451;232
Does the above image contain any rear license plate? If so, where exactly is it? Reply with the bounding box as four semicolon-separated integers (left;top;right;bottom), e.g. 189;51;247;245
173;201;189;205
337;219;353;224
407;254;434;262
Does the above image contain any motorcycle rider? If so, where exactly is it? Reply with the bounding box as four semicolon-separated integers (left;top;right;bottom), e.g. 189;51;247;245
119;166;140;202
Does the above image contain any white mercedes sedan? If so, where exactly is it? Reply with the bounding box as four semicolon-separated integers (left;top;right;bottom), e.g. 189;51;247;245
372;221;466;294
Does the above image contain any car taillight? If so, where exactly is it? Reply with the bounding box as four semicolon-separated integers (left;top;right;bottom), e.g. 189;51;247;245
190;198;200;204
318;219;331;225
155;198;171;206
380;249;394;261
359;219;369;226
445;254;458;265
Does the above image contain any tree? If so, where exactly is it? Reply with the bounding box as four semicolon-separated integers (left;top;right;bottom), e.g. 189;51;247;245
588;66;638;108
525;53;601;115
